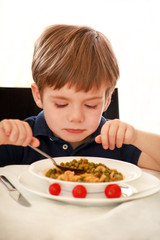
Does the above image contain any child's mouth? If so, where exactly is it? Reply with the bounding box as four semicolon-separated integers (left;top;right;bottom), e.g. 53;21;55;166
64;129;86;134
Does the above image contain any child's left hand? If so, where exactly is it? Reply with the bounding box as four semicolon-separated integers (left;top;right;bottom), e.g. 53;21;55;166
95;119;137;150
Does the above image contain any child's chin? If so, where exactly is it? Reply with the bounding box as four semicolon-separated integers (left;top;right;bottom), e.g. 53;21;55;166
62;134;85;142
65;137;84;143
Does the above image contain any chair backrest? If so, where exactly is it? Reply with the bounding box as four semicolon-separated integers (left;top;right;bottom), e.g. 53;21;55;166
103;88;119;119
0;87;119;121
0;87;40;121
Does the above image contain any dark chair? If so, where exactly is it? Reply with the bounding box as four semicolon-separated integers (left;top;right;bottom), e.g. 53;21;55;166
103;88;119;119
0;87;119;121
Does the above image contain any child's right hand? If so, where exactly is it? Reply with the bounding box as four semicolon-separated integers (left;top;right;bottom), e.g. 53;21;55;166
0;119;40;147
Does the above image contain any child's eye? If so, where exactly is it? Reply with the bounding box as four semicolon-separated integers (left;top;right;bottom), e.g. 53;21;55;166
55;103;68;108
85;104;97;109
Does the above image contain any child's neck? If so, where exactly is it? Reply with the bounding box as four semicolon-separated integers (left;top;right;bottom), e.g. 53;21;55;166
69;136;90;150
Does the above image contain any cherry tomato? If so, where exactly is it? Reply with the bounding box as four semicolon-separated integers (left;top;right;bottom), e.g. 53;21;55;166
105;184;121;198
72;185;87;198
49;183;61;195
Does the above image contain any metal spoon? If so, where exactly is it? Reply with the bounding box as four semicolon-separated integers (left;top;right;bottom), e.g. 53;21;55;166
28;144;85;174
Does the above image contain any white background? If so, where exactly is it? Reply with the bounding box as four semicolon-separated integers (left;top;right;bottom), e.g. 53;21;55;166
0;0;160;133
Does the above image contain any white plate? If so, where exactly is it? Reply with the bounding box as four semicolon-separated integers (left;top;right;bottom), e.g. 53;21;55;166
18;170;160;206
29;156;142;193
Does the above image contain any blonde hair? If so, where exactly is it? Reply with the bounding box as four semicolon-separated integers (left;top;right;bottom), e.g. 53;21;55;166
32;24;119;94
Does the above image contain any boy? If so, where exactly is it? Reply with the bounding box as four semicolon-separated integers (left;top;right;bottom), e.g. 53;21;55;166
0;24;160;171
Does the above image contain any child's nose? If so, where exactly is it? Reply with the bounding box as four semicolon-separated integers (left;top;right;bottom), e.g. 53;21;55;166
68;107;84;122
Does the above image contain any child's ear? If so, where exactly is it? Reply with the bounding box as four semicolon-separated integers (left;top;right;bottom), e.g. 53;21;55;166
103;95;111;112
31;83;43;109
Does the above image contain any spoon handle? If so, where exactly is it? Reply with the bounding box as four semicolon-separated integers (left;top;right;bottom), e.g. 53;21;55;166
28;144;57;166
28;144;85;174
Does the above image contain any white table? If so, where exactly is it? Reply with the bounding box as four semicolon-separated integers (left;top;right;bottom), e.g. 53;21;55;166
0;165;160;240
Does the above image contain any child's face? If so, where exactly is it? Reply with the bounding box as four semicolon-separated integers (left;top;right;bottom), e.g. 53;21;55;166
34;84;110;149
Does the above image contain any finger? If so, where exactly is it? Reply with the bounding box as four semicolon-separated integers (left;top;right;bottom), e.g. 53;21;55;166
30;137;40;147
0;122;10;145
107;123;118;150
100;122;110;149
20;122;33;146
95;135;102;144
8;120;20;143
116;124;126;148
124;125;135;144
8;120;30;146
0;119;12;136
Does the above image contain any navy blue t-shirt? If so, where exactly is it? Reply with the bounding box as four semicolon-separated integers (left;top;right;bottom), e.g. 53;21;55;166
0;111;141;167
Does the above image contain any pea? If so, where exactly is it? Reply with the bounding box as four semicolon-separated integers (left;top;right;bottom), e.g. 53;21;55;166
45;169;52;177
72;159;77;164
84;159;88;164
104;176;110;182
104;169;110;174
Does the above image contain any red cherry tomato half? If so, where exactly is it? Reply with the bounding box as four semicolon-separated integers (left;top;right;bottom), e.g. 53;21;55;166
105;184;121;198
72;185;87;198
49;183;61;196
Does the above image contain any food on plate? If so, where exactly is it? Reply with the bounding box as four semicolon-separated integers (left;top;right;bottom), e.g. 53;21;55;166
45;158;124;183
72;185;87;198
49;183;61;195
104;184;122;198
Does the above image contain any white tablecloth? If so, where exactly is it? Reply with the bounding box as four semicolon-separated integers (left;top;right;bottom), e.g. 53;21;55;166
0;165;160;240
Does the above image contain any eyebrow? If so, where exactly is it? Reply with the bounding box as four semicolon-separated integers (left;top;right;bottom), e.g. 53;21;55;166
50;96;103;101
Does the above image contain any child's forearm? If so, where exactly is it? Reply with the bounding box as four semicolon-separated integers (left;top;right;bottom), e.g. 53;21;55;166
133;130;160;165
